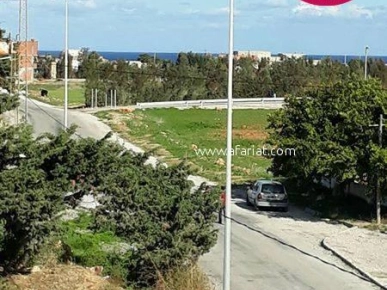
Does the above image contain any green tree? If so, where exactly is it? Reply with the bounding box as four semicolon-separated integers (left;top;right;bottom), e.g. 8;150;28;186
80;51;387;105
76;47;90;78
35;55;54;79
56;52;75;79
83;51;104;106
138;53;156;64
267;76;387;205
369;59;387;88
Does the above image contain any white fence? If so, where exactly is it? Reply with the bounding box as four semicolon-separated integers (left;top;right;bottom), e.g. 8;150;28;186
136;98;285;109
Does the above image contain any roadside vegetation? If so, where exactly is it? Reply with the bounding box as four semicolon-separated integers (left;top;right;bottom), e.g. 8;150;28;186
95;108;273;183
0;91;218;290
268;76;387;228
1;29;387;287
96;75;387;231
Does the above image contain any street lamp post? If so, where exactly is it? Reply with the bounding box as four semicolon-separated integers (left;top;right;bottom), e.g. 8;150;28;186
223;0;234;290
64;0;68;129
24;0;28;123
364;45;369;80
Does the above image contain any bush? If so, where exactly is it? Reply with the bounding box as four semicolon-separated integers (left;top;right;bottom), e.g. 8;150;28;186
0;117;218;289
93;161;218;288
0;124;118;272
0;125;67;271
0;93;19;115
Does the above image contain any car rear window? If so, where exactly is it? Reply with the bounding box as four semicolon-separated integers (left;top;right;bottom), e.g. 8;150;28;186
261;184;285;194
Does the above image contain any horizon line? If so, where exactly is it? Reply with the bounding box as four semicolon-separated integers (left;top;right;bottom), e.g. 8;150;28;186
37;50;386;57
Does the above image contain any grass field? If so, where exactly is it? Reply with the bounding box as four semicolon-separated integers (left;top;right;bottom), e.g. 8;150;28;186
28;81;85;107
95;108;276;183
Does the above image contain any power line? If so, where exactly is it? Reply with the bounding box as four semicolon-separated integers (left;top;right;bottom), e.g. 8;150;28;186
24;97;86;140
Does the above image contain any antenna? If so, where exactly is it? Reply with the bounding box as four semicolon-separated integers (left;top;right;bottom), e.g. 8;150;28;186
17;0;30;123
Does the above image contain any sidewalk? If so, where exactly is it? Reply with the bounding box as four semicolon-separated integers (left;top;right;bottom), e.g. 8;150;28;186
323;227;387;289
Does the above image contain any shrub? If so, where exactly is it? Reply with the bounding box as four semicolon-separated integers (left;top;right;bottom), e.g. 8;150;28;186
0;124;116;272
93;161;218;288
0;125;67;271
0;93;19;115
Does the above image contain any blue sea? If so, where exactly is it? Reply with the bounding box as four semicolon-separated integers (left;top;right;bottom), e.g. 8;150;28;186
38;50;387;64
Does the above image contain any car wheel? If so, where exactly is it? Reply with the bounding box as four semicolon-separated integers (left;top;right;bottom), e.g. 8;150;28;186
246;194;252;206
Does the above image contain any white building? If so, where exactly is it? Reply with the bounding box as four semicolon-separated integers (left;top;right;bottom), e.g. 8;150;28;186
128;60;143;68
61;49;80;71
269;56;281;63
279;52;305;59
232;50;305;64
234;50;271;61
68;49;80;71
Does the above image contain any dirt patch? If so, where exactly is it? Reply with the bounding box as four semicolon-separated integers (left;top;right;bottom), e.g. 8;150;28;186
215;128;268;141
118;108;135;113
8;264;123;290
108;113;128;133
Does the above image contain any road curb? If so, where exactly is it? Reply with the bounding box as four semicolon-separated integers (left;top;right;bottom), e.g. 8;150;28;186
321;227;387;290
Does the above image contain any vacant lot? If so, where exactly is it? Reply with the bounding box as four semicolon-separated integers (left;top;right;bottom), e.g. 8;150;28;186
28;81;85;107
96;108;276;182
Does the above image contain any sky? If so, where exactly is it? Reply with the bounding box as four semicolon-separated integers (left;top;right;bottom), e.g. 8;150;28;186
0;0;386;55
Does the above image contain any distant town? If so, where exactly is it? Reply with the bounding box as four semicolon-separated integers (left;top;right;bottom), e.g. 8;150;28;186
1;29;384;84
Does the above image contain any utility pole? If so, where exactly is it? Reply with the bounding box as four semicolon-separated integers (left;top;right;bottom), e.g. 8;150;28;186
6;33;19;124
24;0;28;123
64;0;69;129
14;33;20;124
223;0;234;290
376;114;383;226
8;33;13;94
8;35;14;94
17;1;23;124
17;0;28;123
370;114;385;225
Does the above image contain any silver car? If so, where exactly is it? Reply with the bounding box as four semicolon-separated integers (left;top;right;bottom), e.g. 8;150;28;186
246;179;288;212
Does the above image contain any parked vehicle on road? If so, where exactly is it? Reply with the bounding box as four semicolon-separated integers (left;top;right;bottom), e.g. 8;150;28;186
246;179;288;212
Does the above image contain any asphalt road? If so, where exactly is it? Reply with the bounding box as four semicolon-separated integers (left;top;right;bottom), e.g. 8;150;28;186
10;97;380;290
199;193;380;290
15;97;112;139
